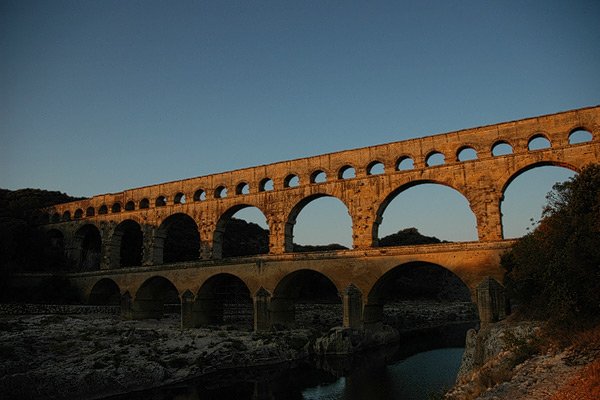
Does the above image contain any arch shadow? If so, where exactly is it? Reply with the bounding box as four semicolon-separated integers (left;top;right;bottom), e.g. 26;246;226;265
213;204;269;259
195;273;253;328
271;269;341;331
132;276;180;319
88;278;121;305
112;219;143;268
365;262;476;331
154;213;200;264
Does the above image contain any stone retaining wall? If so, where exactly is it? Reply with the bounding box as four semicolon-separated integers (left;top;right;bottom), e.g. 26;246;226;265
0;303;120;315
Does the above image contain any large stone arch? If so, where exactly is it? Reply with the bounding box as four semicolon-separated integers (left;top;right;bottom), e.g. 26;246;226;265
498;160;579;239
194;273;253;327
364;261;474;330
110;219;143;268
499;160;580;195
153;213;200;264
373;180;474;247
74;224;102;272
212;204;269;259
128;276;180;319
88;278;121;305
270;269;341;329
284;193;351;253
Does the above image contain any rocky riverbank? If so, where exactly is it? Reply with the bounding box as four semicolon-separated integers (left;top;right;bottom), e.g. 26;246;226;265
0;313;315;399
446;318;600;399
0;300;477;399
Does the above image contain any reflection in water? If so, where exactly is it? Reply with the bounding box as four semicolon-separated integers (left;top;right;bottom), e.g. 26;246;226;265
303;377;346;400
105;323;474;400
303;348;464;400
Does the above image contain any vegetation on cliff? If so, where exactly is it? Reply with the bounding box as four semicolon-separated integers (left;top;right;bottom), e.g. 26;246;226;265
0;189;83;273
0;188;84;221
502;164;600;326
379;227;445;246
448;165;600;399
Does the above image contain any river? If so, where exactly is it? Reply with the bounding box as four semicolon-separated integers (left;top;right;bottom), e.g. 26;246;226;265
105;323;474;400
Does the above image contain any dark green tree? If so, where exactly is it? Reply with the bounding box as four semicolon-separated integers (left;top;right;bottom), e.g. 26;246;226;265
222;218;269;257
502;164;600;322
378;227;444;247
0;188;83;273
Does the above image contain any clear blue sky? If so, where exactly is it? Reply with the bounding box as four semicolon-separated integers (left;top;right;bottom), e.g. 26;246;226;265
1;1;598;246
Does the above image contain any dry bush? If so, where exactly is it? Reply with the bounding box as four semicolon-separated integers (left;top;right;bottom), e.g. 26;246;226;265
550;358;600;400
569;325;600;352
459;354;519;399
536;321;600;354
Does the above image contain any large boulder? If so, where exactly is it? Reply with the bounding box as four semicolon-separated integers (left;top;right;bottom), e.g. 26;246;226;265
313;325;400;355
313;327;363;355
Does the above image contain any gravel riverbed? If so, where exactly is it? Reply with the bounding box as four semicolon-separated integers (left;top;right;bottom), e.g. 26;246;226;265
0;301;478;399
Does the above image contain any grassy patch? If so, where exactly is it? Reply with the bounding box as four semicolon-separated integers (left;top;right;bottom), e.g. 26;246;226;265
539;320;600;352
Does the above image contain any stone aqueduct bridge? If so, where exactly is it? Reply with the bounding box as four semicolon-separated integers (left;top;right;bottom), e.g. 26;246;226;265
38;106;600;331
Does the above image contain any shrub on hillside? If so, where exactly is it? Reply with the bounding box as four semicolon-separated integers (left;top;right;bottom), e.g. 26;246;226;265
502;164;600;323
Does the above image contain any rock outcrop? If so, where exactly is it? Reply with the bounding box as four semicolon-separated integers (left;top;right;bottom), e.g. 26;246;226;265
312;325;399;355
447;319;600;400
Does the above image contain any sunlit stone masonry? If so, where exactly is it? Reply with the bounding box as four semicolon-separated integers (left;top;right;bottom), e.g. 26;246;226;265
24;105;600;332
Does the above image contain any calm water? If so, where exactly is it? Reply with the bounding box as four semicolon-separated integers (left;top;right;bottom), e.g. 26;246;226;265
302;348;463;400
107;323;472;400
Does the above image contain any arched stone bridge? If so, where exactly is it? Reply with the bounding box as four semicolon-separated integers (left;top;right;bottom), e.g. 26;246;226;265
38;106;600;331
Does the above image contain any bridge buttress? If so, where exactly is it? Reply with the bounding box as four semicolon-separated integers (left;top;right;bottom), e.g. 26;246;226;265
149;231;166;265
181;286;273;332
106;230;123;269
267;218;286;255
63;230;79;269
341;284;363;330
141;225;156;266
347;198;379;249
181;289;201;328
468;187;504;241
351;219;376;249
476;277;510;325
101;241;115;270
362;303;384;331
253;287;271;332
198;226;213;260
